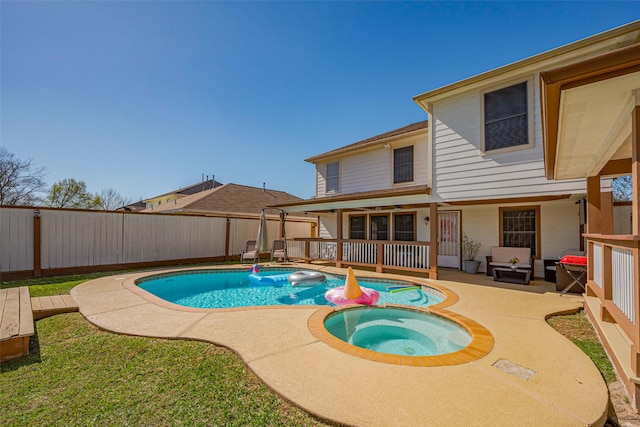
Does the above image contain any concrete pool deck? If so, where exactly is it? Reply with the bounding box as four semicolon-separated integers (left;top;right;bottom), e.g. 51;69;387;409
70;264;608;426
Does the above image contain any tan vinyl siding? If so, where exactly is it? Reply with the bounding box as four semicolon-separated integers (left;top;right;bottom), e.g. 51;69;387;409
315;134;428;198
432;80;588;202
449;198;581;277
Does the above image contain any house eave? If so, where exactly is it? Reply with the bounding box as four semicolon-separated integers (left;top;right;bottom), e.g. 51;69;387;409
304;122;428;164
540;43;640;180
413;20;640;111
272;185;431;213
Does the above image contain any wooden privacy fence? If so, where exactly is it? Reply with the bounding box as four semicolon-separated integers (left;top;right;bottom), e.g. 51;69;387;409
0;206;314;280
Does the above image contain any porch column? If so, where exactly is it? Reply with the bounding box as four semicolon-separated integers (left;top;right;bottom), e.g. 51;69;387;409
33;209;42;278
633;105;640;235
586;176;601;235
600;191;614;235
632;105;640;376
429;202;438;279
336;209;343;269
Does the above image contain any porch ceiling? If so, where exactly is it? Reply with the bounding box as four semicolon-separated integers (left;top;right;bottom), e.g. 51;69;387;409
541;43;640;180
555;72;640;180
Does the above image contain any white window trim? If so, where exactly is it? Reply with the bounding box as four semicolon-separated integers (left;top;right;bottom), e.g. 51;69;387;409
325;161;340;194
392;144;415;186
480;77;535;156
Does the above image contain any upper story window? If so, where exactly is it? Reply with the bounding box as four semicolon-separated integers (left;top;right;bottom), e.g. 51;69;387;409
326;162;339;192
393;146;414;183
481;80;534;154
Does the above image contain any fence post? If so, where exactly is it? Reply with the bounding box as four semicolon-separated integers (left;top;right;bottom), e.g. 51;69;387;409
225;218;231;260
33;209;42;278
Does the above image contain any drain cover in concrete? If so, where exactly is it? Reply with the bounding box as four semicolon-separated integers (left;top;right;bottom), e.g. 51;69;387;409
492;358;536;380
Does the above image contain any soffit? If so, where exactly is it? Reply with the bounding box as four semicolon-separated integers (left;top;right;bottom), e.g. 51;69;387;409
554;72;640;180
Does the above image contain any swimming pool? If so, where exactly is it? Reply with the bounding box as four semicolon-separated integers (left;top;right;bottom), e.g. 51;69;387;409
136;268;444;309
324;306;472;356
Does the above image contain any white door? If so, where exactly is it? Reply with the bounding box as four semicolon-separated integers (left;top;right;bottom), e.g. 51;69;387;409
438;211;461;268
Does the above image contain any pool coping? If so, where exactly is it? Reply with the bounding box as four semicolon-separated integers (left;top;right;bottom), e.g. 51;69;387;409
71;263;609;427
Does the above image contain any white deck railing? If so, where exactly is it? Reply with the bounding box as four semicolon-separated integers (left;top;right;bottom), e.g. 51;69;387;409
612;246;635;323
592;243;603;288
585;234;640;368
384;242;430;269
291;238;433;274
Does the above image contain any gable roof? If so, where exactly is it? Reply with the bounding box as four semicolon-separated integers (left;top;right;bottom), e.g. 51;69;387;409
142;183;304;216
414;20;640;111
305;120;428;163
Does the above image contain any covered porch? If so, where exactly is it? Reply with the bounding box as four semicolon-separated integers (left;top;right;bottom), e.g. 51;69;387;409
272;185;441;278
541;43;640;408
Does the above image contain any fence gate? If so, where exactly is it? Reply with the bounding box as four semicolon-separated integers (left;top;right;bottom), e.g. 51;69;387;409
438;211;461;269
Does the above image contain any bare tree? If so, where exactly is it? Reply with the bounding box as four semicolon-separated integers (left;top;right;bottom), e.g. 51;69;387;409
98;187;132;210
613;175;632;202
0;147;47;206
46;178;102;209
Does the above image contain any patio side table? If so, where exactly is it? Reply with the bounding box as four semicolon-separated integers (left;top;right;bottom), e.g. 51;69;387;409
492;267;532;285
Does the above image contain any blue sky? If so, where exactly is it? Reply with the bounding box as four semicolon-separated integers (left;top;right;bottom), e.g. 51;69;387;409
2;2;639;202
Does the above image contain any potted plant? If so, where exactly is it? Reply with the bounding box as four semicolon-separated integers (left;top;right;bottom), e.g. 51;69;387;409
461;233;481;274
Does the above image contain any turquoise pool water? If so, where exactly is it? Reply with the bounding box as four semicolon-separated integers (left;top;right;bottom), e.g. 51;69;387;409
324;306;471;356
136;268;444;309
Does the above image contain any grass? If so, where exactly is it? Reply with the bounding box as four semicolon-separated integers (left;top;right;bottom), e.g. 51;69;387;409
0;270;618;425
547;310;617;383
1;313;329;426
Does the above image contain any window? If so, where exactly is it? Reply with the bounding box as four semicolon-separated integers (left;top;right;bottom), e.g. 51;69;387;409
393;213;415;241
393;146;414;183
349;215;366;239
370;215;389;240
482;80;533;153
326;162;339;192
500;206;540;257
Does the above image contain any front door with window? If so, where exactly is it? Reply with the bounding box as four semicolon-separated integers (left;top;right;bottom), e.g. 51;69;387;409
438;211;461;268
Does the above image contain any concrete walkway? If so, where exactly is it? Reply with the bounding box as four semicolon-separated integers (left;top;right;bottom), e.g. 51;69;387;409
70;264;608;426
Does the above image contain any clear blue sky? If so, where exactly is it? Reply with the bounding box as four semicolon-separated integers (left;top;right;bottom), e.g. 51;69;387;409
2;2;639;202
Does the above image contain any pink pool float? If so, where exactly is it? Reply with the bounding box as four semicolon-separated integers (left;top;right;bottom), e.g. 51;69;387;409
325;267;380;306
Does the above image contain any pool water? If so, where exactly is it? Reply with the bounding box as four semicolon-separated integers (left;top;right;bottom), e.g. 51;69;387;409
324;306;471;356
136;269;443;309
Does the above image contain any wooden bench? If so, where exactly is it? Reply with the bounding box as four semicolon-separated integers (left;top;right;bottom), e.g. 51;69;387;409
0;287;35;362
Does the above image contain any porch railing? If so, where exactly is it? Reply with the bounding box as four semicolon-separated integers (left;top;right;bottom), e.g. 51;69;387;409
586;234;640;367
288;238;433;275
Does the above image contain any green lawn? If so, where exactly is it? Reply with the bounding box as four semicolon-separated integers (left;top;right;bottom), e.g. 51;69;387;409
1;313;329;426
1;271;330;426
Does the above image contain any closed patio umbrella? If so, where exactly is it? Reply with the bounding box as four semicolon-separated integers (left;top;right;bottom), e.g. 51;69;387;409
256;209;269;262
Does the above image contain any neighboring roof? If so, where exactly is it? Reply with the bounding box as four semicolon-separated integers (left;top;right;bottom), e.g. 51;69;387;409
414;20;640;111
305;120;428;163
141;183;304;217
118;200;146;212
143;179;222;202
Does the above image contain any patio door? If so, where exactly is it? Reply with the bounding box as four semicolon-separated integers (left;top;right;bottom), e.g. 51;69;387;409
438;211;461;268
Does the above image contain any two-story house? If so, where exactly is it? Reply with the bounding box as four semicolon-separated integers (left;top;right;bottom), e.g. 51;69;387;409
276;22;640;282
